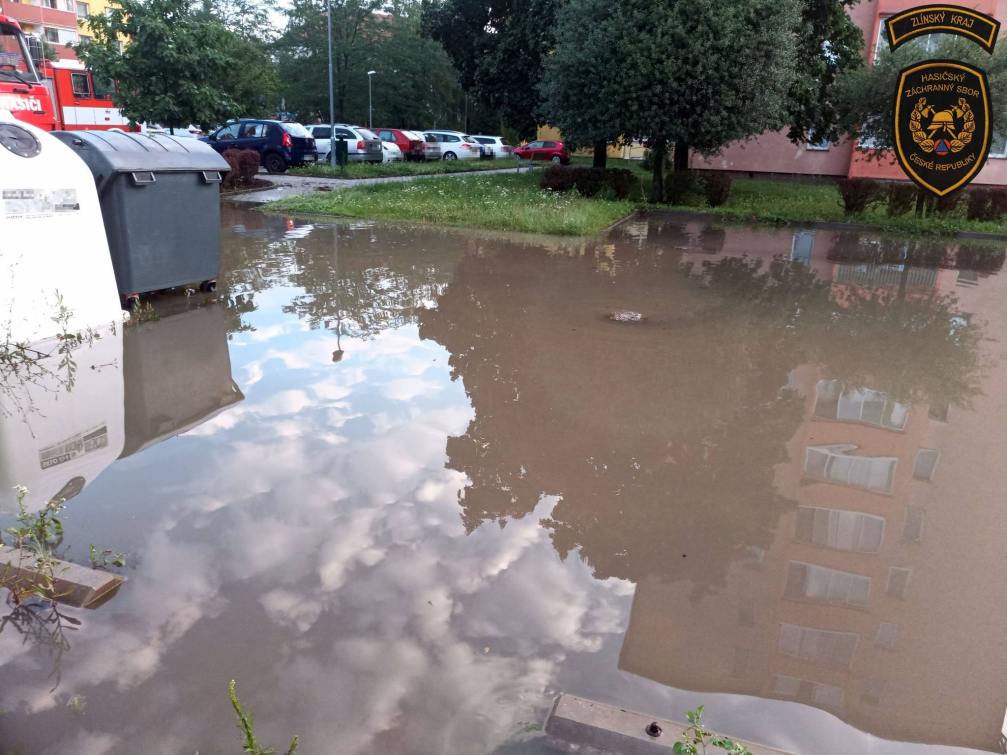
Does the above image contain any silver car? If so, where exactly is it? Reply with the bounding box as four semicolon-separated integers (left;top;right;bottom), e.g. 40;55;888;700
425;130;485;160
306;123;382;163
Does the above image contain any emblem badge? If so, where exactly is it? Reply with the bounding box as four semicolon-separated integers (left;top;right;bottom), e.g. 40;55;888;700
894;60;991;196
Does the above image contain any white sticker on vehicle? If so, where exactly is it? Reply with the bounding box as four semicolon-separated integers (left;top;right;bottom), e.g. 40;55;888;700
2;188;79;219
39;423;109;470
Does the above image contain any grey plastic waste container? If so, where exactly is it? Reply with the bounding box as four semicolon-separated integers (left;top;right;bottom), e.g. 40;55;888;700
51;130;230;300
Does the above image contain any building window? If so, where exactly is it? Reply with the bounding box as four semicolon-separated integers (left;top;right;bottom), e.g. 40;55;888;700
989;133;1007;159
814;380;909;431
785;561;871;608
912;449;939;482
778;623;858;668
886;566;911;599
806;129;830;151
901;507;925;542
42;0;58;9
795;505;885;553
105;6;114;16
44;28;60;43
771;675;844;713
76;0;88;18
875;622;898;649
805;445;898;495
791;231;815;266
116;40;123;54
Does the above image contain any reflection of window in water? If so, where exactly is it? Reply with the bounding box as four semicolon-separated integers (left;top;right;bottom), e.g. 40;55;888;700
835;262;938;287
901;507;925;542
772;674;845;712
912;448;940;481
957;268;980;286
886;566;912;599
814;380;909;430
875;621;898;649
795;505;885;553
791;231;815;266
785;561;871;607
928;402;950;422
778;623;858;668
805;445;898;494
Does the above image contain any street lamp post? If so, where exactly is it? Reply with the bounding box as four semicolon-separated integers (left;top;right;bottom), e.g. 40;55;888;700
327;0;335;165
367;70;377;128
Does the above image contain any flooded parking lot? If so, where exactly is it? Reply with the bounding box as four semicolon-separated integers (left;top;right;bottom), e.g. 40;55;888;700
1;207;1006;754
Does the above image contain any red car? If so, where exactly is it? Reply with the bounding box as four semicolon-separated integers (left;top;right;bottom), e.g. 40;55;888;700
374;128;427;161
514;139;570;164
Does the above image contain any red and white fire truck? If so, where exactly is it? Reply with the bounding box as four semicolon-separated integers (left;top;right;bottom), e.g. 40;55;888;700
0;13;132;131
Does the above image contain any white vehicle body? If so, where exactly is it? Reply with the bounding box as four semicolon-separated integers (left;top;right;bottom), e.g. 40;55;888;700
425;130;484;161
306;124;382;163
382;140;403;162
473;135;513;159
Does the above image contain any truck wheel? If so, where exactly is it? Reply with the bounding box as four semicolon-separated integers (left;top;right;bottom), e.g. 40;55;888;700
264;153;287;174
200;280;217;293
443;151;457;160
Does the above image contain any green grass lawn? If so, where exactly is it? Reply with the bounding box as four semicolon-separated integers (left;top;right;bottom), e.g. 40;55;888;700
291;157;519;179
667;177;1007;235
263;172;634;236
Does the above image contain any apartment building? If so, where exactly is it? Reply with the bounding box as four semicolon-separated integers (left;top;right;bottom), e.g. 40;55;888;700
0;0;122;61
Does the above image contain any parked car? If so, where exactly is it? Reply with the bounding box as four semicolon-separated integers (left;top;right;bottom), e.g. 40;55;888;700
374;128;427;161
382;140;403;162
304;124;382;164
472;135;514;159
425;130;484;161
419;132;442;162
145;123;203;138
202;119;317;173
514;139;570;164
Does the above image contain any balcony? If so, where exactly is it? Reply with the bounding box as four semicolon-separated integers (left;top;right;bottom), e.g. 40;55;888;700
0;0;79;30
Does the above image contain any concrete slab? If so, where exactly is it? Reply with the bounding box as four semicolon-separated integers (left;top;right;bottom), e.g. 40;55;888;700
545;694;793;755
0;545;125;609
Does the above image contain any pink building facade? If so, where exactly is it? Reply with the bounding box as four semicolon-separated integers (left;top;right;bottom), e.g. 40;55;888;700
692;0;1007;186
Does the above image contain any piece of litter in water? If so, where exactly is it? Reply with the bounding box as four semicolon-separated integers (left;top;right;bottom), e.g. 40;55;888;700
608;311;642;322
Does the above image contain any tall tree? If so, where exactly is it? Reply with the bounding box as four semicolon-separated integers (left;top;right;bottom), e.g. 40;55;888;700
421;0;558;138
538;0;621;167
76;0;246;130
605;0;800;201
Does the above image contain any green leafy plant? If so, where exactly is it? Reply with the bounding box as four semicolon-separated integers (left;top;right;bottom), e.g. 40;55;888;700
673;707;752;755
68;694;86;716
229;680;298;755
1;486;70;606
89;545;126;570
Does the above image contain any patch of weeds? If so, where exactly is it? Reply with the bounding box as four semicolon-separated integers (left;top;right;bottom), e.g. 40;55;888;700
2;486;70;607
67;694;86;716
89;545;126;570
674;706;752;755
130;300;160;324
230;680;299;755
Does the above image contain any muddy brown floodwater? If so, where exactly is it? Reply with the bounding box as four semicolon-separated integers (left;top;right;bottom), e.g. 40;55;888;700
1;208;1006;755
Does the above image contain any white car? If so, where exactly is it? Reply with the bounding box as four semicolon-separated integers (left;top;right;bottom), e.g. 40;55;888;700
472;135;514;159
425;130;485;161
382;140;403;162
305;124;383;163
145;123;203;138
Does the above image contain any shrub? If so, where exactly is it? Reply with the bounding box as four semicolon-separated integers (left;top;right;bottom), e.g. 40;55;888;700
664;170;694;205
933;191;962;216
702;174;732;207
539;165;640;200
886;182;917;216
641;149;654;173
836;177;881;215
989;188;1007;221
222;149;260;189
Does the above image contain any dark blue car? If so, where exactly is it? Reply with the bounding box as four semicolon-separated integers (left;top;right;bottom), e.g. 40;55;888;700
202;119;317;174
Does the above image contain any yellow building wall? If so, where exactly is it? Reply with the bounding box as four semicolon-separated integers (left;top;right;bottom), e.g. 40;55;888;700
535;124;647;160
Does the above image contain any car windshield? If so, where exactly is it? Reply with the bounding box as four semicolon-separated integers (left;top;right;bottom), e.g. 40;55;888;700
282;122;312;137
0;22;43;84
474;137;492;144
356;128;378;140
501;138;511;146
424;134;438;143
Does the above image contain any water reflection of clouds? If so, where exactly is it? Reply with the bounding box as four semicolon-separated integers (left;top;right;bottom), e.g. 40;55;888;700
0;313;631;754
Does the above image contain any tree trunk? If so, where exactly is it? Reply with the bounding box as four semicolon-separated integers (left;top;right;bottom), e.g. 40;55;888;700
915;189;926;218
650;138;667;204
592;140;607;169
673;142;689;172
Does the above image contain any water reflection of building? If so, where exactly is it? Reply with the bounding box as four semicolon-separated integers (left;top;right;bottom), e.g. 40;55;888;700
618;222;1007;753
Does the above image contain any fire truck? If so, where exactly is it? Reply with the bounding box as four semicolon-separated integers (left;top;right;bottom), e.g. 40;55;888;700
0;13;132;131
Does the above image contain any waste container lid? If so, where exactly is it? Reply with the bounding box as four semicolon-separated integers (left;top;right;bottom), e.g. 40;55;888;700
50;130;230;173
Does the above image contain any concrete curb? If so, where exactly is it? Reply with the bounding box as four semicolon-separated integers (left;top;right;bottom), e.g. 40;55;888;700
1;545;125;609
545;694;793;755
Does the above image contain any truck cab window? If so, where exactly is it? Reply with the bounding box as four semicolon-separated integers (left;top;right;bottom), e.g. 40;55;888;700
71;72;91;99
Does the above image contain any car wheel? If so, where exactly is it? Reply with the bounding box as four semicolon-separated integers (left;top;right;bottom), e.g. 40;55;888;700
443;151;457;160
551;154;562;163
264;153;287;174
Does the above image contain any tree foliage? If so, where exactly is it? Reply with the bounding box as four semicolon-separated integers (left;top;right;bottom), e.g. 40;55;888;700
835;36;1007;152
75;0;272;129
421;0;557;137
